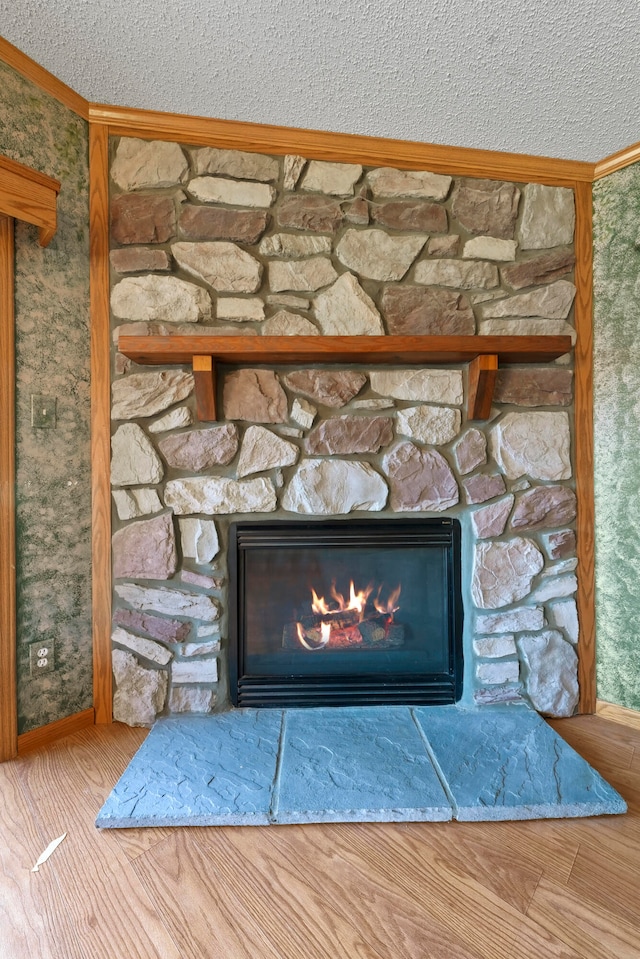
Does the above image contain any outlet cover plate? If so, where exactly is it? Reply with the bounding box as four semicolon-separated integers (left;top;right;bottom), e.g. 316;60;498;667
31;395;57;429
29;640;55;675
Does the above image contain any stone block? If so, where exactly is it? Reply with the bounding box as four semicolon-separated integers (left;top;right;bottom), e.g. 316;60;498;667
164;476;277;515
111;274;211;323
381;286;475;337
314;273;384;335
148;407;194;433
427;235;460;257
110;247;172;274
336;228;427;281
112;138;188;190
277;194;343;233
262;312;320;335
451;178;520;239
494;368;573;406
371;200;447;232
471;496;514;539
476;661;520;684
414;259;499;289
223;369;288;423
112;487;163;520
383;442;459;511
453;429;487;474
306;415;393;455
158;425;239;470
462;236;517;261
111;423;164;487
290;398;317;430
268;257;338;292
169;687;216;713
518;184;575;250
259;234;332;257
511;485;577;531
471;538;544;608
283;154;306;190
501;249;576;290
112;649;167;727
480;280;576;320
172;658;219;684
283;369;367;408
396;406;461;445
178;518;220;564
550;599;579;644
179;206;269;243
473;635;517;658
531;574;578;603
111;193;176;245
543;529;576;559
187;176;275;207
282;460;388;514
463;473;506;505
475;606;545;634
491;412;572;481
172;241;262;293
370;369;463;404
112;627;173;666
190;146;278;181
517;630;579;717
366;167;451;200
112;512;177;580
236;425;299;477
112;608;191;643
301;160;363;195
115;583;220;621
112;370;194;420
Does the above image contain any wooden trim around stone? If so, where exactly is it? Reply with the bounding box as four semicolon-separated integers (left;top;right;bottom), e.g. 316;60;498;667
0;154;60;247
0;215;17;762
595;699;640;730
573;180;596;714
17;708;96;754
89;123;113;725
90;103;595;186
0;36;90;120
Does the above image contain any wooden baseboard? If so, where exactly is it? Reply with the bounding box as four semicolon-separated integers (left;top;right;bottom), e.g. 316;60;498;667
17;708;96;754
596;700;640;731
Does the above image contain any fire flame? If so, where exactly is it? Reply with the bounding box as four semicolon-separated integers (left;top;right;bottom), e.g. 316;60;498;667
312;579;375;617
295;621;331;651
297;579;401;650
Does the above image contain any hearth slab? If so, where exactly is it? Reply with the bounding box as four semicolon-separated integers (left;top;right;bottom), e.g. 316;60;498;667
273;706;452;824
96;705;627;829
413;705;628;821
96;711;282;827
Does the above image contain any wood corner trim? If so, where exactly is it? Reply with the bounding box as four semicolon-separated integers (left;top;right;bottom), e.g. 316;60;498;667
0;36;90;120
593;140;640;180
0;154;60;244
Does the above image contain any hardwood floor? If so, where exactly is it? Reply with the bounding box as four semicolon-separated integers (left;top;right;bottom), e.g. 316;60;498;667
1;715;639;959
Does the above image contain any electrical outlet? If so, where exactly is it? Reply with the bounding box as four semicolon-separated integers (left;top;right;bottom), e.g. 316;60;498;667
30;640;55;675
31;395;57;429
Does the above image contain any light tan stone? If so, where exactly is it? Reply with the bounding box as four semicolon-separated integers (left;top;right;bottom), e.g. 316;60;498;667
519;184;576;250
169;687;216;713
476;661;519;684
268;257;338;292
369;370;463;405
476;607;545;634
414;258;499;289
112;370;194;420
187;176;275;207
283;154;306;190
462;236;518;260
301;160;363;196
178;518;220;564
111;138;188;190
314;273;384;335
112;649;167;727
282;460;387;514
396;406;461;445
336;228;426;281
471;538;544;609
259;234;332;257
262;312;319;335
291;398;317;430
112;627;173;666
550;599;579;644
490;412;572;480
517;630;578;717
530;574;578;603
367;167;451;200
115;583;220;621
480;280;576;319
478;318;576;344
112;488;163;520
190;146;279;182
171;241;262;292
148;407;194;433
111;275;211;323
473;635;517;658
453;429;487;474
236;426;299;477
172;659;218;684
164;476;277;514
216;298;265;322
111;423;164;487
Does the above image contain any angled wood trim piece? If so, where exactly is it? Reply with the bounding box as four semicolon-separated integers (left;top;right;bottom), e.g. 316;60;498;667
17;708;95;754
0;154;60;247
573;180;596;714
595;700;640;731
467;355;498;421
90;104;595;186
593;140;640;180
0;36;90;119
89;124;113;725
0;215;17;761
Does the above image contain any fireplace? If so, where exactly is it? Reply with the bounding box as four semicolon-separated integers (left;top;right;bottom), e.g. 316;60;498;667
228;518;463;707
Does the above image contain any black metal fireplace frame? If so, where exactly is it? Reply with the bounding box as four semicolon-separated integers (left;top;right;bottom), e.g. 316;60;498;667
228;518;464;708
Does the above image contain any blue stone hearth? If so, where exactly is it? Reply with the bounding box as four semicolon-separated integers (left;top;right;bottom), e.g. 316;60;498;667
96;704;626;828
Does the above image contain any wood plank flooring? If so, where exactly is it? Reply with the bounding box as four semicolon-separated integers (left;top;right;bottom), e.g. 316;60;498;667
1;714;638;959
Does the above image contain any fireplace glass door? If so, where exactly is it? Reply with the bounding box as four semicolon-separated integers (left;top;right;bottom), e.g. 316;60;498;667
229;519;463;707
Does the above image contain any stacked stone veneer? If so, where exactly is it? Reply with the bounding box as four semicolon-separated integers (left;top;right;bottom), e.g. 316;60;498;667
108;135;580;726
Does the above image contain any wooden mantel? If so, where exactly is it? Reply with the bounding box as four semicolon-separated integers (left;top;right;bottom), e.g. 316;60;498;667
118;333;573;422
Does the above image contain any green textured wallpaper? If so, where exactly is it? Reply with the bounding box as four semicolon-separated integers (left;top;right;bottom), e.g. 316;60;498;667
0;61;92;733
593;164;640;709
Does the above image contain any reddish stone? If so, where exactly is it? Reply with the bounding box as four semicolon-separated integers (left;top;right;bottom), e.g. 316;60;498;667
510;486;577;531
110;247;172;274
546;529;576;559
471;496;514;539
501;249;575;290
463;473;507;504
158;425;239;470
371;200;447;232
111;193;176;244
381;287;475;336
113;608;191;643
494;368;573;407
179;206;269;243
427;235;460;257
305;416;393;455
451;178;520;239
283;370;367;408
277;194;343;233
112;513;177;580
343;195;369;224
384;442;459;511
223;369;288;423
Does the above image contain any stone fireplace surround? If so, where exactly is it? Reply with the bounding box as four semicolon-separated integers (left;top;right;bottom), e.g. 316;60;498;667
108;136;580;726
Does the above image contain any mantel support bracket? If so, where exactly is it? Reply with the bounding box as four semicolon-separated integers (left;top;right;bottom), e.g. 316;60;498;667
467;354;499;421
192;355;217;421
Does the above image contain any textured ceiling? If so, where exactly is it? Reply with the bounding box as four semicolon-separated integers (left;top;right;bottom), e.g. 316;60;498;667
1;0;638;162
